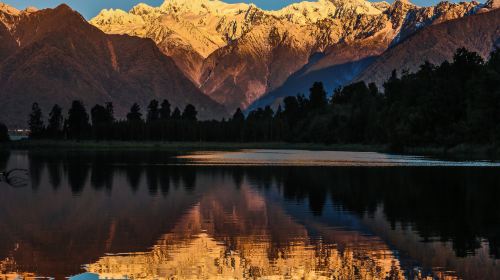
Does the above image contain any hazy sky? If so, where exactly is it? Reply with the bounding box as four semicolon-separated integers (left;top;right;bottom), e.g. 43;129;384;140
5;0;471;19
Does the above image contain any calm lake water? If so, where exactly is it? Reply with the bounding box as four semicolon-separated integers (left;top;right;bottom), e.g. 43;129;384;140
0;149;499;279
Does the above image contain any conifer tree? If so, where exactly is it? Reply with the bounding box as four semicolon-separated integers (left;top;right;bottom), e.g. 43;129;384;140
127;103;143;122
232;108;245;123
309;82;327;110
105;102;115;123
182;104;198;121
47;104;63;139
28;102;44;139
147;100;160;123
66;101;90;140
159;100;171;120
171;107;181;120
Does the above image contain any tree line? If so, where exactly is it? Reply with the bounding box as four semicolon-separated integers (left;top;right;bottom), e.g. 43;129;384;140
20;48;500;149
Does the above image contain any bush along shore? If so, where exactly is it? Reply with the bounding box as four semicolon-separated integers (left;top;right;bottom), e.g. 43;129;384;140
1;48;500;159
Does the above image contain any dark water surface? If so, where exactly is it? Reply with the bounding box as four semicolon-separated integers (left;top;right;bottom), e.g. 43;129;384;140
0;150;499;279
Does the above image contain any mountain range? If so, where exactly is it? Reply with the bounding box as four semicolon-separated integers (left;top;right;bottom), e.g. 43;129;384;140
0;0;499;127
0;3;226;127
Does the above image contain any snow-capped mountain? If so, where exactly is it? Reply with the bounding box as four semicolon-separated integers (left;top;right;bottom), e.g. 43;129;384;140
91;0;486;113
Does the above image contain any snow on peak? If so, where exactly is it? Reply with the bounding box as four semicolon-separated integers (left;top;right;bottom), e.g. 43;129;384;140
0;2;20;15
270;0;383;25
90;0;480;60
158;0;251;15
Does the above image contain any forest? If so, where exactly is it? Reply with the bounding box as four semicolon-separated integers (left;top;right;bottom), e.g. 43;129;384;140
2;48;500;150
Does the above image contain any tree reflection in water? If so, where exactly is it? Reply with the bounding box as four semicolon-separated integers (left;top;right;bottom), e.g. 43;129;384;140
0;150;498;279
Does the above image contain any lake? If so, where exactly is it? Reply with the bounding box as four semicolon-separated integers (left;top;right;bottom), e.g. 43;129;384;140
0;149;499;279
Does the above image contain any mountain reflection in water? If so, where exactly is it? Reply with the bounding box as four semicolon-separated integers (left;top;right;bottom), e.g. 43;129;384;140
0;150;498;279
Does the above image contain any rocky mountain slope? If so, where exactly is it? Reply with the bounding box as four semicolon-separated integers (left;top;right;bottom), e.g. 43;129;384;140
0;4;226;127
357;4;500;88
91;0;483;113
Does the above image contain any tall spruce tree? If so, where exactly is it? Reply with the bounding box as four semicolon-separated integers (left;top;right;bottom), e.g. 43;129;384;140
91;105;110;125
147;100;160;123
182;104;198;121
171;107;181;120
28;102;44;139
105;102;115;123
127;103;143;122
66;101;90;140
232;108;245;123
159;100;171;120
309;82;328;110
47;104;63;139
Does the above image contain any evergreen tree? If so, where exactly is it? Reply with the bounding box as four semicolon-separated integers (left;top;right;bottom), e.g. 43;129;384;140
159;100;171;120
275;105;283;118
66;100;90;140
263;106;274;120
28;102;44;139
229;108;245;141
91;104;113;140
47;104;63;139
232;108;245;123
91;105;109;125
105;102;115;123
309;82;328;110
171;107;181;120
127;103;143;122
283;96;300;128
182;104;198;121
0;123;9;142
147;100;160;123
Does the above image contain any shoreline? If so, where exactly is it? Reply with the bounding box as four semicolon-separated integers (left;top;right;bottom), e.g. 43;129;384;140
1;140;385;152
1;140;498;161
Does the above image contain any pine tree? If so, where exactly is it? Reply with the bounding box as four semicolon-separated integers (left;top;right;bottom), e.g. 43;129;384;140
159;100;171;120
66;100;90;140
91;104;113;140
91;105;109;125
28;102;45;139
232;108;245;123
309;82;327;110
147;100;160;123
105;102;115;123
47;104;63;139
182;104;198;121
171;107;181;120
127;103;143;122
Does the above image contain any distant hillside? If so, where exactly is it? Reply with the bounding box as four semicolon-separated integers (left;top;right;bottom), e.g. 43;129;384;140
0;4;226;127
357;8;500;89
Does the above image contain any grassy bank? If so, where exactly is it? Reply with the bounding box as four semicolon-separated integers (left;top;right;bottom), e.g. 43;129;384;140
1;140;499;160
399;144;500;161
1;140;385;153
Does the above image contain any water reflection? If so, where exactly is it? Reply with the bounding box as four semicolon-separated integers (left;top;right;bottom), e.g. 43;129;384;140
0;150;498;279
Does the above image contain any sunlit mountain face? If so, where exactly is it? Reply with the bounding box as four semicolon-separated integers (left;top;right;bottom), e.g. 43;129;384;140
89;0;497;112
0;150;499;279
0;0;498;126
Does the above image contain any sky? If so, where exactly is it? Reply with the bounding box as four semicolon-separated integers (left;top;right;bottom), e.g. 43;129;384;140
4;0;466;19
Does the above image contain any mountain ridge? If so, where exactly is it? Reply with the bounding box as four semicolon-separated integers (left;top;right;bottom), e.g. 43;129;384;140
91;0;484;113
0;3;227;127
356;7;500;88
